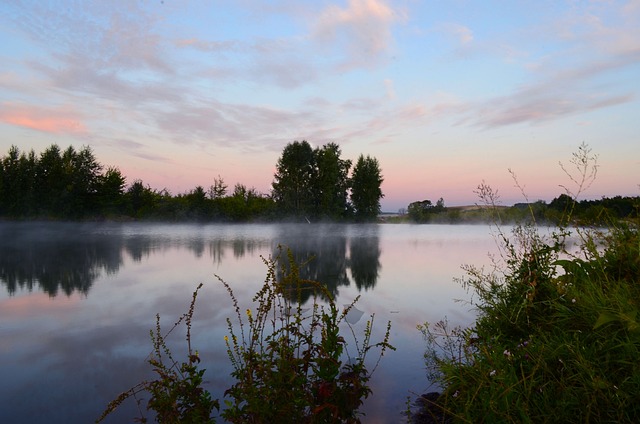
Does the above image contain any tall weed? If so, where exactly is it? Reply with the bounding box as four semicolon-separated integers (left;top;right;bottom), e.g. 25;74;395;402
98;247;394;423
220;246;394;423
97;283;219;424
417;145;640;423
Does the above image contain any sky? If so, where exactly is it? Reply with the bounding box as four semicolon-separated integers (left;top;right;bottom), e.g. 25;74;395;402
0;0;638;212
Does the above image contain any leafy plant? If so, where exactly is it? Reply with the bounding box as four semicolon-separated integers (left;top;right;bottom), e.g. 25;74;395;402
97;283;219;424
416;145;640;423
98;248;393;423
220;246;394;423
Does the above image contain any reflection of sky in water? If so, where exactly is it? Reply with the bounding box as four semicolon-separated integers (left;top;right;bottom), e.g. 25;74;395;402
0;222;501;423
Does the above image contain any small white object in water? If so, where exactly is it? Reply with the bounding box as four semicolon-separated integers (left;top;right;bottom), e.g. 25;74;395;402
343;305;365;324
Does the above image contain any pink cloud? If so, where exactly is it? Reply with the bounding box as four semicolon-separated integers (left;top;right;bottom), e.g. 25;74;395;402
314;0;406;69
0;103;86;134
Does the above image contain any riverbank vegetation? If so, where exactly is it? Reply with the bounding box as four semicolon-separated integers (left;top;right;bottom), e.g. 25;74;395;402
402;196;638;226
4;143;636;226
415;145;640;422
0;141;384;222
98;248;394;423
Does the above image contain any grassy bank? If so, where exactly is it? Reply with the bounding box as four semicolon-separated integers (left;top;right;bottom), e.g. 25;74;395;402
417;218;640;422
416;145;640;422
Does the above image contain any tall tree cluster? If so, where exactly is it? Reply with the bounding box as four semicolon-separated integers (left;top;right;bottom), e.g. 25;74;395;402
0;144;125;218
0;144;279;221
350;155;384;221
271;141;384;221
0;141;384;222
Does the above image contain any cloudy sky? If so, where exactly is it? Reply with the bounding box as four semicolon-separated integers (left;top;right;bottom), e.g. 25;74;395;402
1;0;638;211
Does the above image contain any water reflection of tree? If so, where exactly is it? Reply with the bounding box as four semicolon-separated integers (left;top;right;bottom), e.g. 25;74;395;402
124;235;155;262
203;238;269;265
273;224;381;304
0;223;381;298
0;223;124;296
349;232;381;291
232;238;262;259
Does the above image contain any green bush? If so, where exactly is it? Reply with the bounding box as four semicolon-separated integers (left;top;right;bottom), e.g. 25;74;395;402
97;283;219;424
419;223;640;423
98;248;393;423
417;144;640;422
220;247;394;423
417;145;640;423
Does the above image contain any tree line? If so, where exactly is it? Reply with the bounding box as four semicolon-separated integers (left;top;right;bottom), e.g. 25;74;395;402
405;194;639;225
0;142;384;222
272;140;383;221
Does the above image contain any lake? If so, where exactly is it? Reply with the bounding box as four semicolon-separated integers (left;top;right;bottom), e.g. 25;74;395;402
0;222;501;423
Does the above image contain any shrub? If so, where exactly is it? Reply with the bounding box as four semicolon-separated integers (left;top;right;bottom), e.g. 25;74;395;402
416;145;640;423
98;248;394;423
97;283;219;424
419;223;640;423
220;246;394;423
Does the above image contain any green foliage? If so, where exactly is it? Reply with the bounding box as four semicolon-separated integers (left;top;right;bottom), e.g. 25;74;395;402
350;155;384;222
271;141;381;221
416;146;640;423
63;145;104;216
401;194;640;225
315;143;352;220
126;179;161;218
36;144;65;215
220;247;394;423
99;248;393;423
408;198;445;222
0;144;277;221
208;175;228;200
403;195;639;225
418;224;640;423
272;140;318;218
0;144;108;218
97;166;127;216
0;146;36;216
97;284;219;424
406;145;634;226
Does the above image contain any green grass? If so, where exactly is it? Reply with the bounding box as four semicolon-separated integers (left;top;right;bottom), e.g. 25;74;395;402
418;222;640;423
417;144;640;423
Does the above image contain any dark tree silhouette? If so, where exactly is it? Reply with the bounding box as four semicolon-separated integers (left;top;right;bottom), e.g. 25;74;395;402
350;155;384;221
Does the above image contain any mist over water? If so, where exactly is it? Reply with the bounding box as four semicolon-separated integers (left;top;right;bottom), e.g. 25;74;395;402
0;222;498;423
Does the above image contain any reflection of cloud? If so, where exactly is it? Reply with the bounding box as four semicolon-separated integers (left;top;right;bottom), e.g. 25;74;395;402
0;291;81;320
0;102;86;134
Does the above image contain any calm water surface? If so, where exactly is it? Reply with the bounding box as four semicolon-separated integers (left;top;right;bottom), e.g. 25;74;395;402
0;222;500;423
